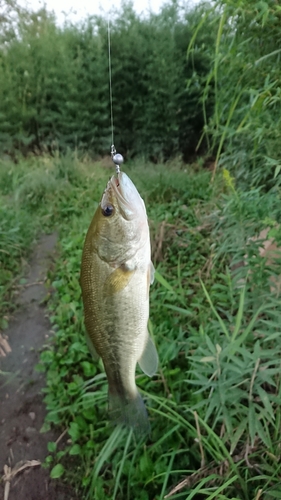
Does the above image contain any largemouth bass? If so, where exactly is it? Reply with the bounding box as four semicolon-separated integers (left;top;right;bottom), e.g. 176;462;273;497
80;171;158;433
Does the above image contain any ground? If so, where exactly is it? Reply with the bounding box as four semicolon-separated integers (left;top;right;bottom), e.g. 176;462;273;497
0;234;78;500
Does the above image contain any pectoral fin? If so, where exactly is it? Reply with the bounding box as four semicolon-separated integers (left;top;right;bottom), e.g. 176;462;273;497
104;265;135;296
150;262;155;284
147;261;155;298
138;334;158;377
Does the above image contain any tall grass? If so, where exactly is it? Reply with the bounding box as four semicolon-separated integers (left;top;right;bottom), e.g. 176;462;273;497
0;154;108;324
187;0;281;187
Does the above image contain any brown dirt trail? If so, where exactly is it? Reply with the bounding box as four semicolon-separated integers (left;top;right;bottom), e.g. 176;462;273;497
0;234;78;500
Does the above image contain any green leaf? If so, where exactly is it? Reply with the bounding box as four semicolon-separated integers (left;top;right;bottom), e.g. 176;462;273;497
69;444;81;455
231;285;246;342
230;417;248;454
81;361;95;377
139;452;153;474
50;464;65;479
68;422;80;441
256;385;275;421
47;441;57;453
255;417;271;448
164;304;192;316
200;280;230;340
274;165;281;179
40;422;51;433
266;492;281;499
154;270;174;293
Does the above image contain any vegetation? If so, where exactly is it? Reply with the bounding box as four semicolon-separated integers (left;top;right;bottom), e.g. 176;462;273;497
189;0;281;186
0;1;214;160
1;0;281;498
1;156;281;499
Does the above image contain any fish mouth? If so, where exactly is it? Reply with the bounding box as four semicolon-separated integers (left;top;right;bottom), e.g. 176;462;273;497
109;172;146;220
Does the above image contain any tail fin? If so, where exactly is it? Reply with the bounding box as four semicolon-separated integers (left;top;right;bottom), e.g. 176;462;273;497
108;391;150;436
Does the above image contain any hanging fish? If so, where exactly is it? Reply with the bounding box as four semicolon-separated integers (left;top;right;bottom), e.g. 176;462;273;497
80;170;158;433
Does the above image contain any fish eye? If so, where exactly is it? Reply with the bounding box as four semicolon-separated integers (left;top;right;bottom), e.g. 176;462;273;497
101;204;114;217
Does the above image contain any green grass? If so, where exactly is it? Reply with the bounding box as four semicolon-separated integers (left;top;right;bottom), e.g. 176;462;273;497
0;154;107;323
1;156;281;498
0;160;39;325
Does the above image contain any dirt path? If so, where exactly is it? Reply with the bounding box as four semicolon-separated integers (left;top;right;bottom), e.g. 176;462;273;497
0;234;77;500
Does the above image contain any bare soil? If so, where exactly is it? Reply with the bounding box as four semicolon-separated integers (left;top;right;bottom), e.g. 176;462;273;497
0;234;78;500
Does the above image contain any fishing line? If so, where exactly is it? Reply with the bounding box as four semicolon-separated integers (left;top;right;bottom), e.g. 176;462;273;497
108;18;114;149
107;18;123;176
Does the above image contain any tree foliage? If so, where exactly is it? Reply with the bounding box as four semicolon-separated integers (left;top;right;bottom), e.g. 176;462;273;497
0;0;214;159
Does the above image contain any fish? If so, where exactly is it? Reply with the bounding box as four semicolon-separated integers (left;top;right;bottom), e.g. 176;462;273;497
80;171;158;433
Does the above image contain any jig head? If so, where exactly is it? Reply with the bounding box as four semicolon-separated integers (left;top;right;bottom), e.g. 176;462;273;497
111;145;124;176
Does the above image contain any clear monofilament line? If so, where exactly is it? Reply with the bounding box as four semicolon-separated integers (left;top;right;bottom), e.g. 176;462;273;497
108;19;124;177
108;18;114;148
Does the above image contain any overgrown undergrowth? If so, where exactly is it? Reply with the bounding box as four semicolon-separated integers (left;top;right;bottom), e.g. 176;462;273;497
1;157;281;499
